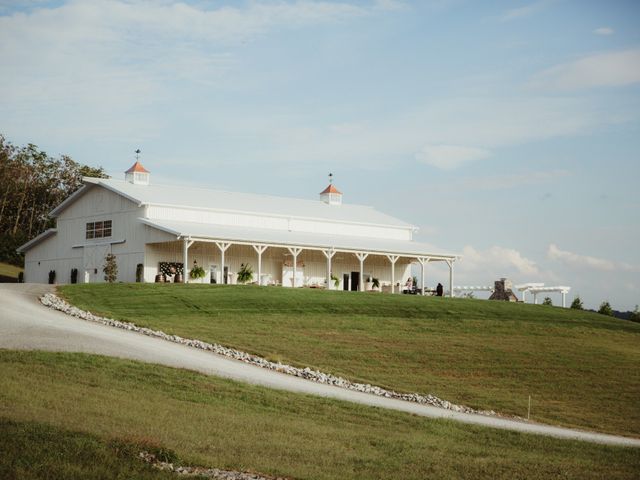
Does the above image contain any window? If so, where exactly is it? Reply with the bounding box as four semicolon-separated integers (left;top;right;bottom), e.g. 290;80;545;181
86;220;112;239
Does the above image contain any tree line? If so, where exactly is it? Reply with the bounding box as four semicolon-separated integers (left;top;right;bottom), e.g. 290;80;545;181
0;134;107;266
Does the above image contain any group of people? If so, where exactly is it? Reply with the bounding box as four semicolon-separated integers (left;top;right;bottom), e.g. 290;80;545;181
404;277;444;296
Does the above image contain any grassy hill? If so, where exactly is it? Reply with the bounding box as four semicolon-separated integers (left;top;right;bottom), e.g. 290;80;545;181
2;351;638;480
59;284;640;438
0;261;22;282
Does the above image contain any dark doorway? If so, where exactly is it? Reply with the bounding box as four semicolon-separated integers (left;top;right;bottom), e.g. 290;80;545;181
343;273;349;291
223;266;229;284
350;271;360;292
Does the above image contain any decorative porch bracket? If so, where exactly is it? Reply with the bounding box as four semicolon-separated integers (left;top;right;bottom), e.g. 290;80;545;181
416;256;431;295
354;252;369;292
287;247;303;288
321;248;336;290
182;238;195;283
252;244;268;286
215;242;231;285
386;254;399;294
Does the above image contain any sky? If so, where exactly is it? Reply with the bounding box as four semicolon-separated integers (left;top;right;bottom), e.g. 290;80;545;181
1;0;639;310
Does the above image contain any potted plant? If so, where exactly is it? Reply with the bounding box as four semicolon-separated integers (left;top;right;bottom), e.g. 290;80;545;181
189;261;206;282
136;263;144;283
237;263;254;284
365;276;374;291
372;277;380;291
330;273;340;289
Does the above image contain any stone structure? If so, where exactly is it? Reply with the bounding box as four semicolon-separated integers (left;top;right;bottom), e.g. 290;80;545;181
488;278;519;302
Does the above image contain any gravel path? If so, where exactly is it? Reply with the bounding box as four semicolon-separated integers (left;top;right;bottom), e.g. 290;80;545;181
1;283;639;448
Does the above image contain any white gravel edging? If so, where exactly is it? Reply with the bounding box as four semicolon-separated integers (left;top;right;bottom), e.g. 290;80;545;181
139;451;283;480
41;293;496;417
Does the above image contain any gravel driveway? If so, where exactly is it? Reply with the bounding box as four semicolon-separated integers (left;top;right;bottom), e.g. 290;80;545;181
1;283;638;447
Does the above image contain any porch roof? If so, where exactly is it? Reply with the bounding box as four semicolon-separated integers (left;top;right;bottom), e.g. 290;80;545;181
140;218;460;261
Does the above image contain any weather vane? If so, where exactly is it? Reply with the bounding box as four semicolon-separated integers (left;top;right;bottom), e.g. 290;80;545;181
135;149;141;161
329;172;333;184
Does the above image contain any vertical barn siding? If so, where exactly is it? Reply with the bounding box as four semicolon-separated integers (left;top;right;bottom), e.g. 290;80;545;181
24;186;173;284
23;184;436;287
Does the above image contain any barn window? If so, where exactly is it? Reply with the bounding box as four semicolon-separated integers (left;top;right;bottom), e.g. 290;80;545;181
86;220;112;239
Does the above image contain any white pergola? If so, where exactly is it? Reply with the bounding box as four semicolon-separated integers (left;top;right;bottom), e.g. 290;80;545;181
515;283;545;303
176;236;458;297
454;285;494;294
526;285;572;307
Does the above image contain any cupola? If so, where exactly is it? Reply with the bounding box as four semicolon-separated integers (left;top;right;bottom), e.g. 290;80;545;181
125;150;150;185
319;173;342;206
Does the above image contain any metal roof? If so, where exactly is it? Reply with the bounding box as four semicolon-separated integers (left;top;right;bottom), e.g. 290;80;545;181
84;178;414;229
17;228;57;253
141;218;458;260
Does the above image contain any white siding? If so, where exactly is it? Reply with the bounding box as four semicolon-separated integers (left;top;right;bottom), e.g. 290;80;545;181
24;186;173;284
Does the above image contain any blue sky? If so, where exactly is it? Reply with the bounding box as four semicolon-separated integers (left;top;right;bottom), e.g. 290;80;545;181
1;0;639;310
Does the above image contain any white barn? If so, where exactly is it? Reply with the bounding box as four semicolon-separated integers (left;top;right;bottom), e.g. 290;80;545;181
18;162;460;295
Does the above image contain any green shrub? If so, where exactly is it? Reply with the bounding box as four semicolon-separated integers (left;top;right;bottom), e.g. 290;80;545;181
598;301;613;316
570;296;583;310
103;254;118;283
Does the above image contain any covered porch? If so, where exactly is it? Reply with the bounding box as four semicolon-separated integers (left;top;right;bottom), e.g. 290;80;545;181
141;219;459;296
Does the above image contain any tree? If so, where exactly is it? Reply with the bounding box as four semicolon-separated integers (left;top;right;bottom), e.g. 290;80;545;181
570;296;583;310
0;134;108;266
103;253;118;283
542;297;553;306
630;305;640;323
598;301;613;316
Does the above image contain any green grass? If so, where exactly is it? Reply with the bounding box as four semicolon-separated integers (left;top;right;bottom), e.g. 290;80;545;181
0;418;176;480
1;350;639;480
0;261;22;279
59;284;640;438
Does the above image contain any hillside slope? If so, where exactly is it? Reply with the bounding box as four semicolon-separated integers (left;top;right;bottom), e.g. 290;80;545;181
60;284;640;437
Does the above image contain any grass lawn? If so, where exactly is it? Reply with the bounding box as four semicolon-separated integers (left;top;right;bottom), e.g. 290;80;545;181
2;350;639;480
0;261;22;280
59;283;640;438
0;418;175;480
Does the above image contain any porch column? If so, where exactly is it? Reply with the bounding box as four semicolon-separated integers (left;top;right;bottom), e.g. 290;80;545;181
355;252;369;292
215;241;231;284
252;244;268;286
416;256;430;295
322;248;336;290
522;290;527;303
533;293;538;305
562;291;566;308
287;247;302;288
386;255;399;294
446;259;455;298
182;238;194;283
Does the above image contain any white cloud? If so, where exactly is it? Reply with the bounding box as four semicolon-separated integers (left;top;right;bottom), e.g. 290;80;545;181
459;245;539;276
0;0;382;142
500;0;548;21
414;144;491;169
593;27;614;36
547;244;638;272
529;49;640;90
453;170;570;190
